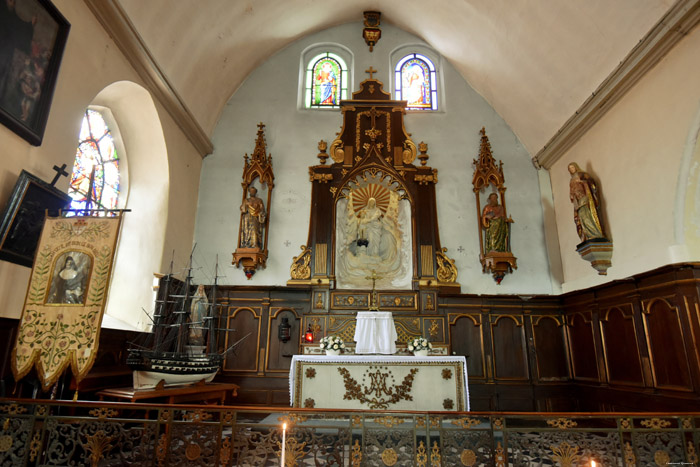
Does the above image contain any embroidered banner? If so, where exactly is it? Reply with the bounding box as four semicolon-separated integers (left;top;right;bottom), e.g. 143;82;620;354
12;215;122;390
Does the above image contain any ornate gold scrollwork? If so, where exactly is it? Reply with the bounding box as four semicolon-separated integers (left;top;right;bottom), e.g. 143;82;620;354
85;430;114;465
352;439;362;466
436;248;458;283
430;441;441;466
452;417;481;429
460;448;477;466
381;448;398;466
374;416;404;428
624;442;636;466
309;168;333;183
546;417;578;429
549;441;581;466
415;169;438;185
640;418;672;429
290;246;311;280
416;441;428;467
330;138;345;163
402;138;417;164
338;366;418;409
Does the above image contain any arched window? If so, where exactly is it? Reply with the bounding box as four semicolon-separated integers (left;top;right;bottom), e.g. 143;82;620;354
68;109;121;211
395;54;438;111
304;52;348;108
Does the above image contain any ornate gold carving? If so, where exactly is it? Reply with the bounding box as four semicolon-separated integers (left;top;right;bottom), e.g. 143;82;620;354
352;415;362;427
624;442;636;466
460;448;477;466
416;441;428;467
290;246;311;280
687;441;698;464
338;366;418;409
158;410;171;423
333;293;368;307
654;450;670;465
402;138;417;164
415;169;438;185
443;399;454;409
442;368;453;380
28;431;41;461
430;416;440;428
416;416;426;428
89;407;119;419
546;418;578;429
620;418;632;429
430;441;441;466
330;186;337;195
352;439;362;466
549;441;581;467
492;418;504;430
85;430;114;466
330;138;345;163
309;169;333;183
429;320;439;338
183;409;213;423
0;404;27;415
0;435;12;453
156;433;167;467
379;294;415;308
436;248;458;283
418;141;429;166
185;442;201;461
305;368;316;379
355;109;390;159
34;405;47;416
425;294;434;310
220;437;232;465
452;417;481;429
640;418;671;429
277;413;308;428
682;417;692;429
303;398;315;408
279;437;307;467
374;416;404;428
314;293;324;309
495;442;506;467
317;139;329;164
381;448;398;466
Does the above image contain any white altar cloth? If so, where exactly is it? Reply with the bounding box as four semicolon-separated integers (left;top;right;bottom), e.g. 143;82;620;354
353;311;397;354
290;355;469;411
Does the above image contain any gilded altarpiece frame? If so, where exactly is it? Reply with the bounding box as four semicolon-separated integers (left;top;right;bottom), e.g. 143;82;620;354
290;73;458;295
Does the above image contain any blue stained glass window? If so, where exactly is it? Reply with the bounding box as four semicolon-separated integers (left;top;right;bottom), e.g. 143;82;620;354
305;53;348;108
68;109;120;212
395;54;437;111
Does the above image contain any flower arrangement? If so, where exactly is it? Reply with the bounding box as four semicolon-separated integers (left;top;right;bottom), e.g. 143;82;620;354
320;335;345;352
407;337;432;352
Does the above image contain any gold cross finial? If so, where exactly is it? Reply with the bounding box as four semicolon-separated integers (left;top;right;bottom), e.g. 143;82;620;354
257;122;265;131
365;67;377;79
365;270;382;311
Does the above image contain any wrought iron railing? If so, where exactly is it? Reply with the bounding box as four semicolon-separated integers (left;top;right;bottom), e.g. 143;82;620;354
0;399;697;466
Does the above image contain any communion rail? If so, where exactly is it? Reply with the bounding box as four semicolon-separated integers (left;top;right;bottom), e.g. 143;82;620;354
0;398;697;466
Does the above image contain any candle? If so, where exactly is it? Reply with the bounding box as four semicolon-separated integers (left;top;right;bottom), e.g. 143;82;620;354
281;422;286;467
591;461;596;467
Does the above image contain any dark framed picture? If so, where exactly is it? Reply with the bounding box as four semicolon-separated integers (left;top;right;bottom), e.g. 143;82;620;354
0;170;71;267
0;0;70;146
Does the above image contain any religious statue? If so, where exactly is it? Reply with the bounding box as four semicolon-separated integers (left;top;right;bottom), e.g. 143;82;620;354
239;186;266;249
568;162;606;243
189;284;208;347
481;193;512;253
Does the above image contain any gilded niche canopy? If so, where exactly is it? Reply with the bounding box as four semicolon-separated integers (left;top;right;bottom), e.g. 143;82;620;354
291;69;458;293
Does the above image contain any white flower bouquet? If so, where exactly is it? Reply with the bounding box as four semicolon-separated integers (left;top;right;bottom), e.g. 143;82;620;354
320;335;346;352
407;337;432;352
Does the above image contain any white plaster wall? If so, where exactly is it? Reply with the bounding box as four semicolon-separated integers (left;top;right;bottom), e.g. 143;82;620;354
550;24;700;292
0;1;202;324
196;22;553;294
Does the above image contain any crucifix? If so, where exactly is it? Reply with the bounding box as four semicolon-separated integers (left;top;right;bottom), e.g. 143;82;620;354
365;67;377;79
365;269;381;310
50;164;69;187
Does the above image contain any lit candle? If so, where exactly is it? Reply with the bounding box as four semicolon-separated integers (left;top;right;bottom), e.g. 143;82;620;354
281;422;286;467
591;461;596;467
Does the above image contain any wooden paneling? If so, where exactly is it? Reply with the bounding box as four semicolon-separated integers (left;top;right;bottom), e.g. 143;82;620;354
531;316;569;381
643;298;693;391
567;312;599;381
450;314;485;379
223;307;261;373
265;308;301;372
491;315;528;380
600;306;644;387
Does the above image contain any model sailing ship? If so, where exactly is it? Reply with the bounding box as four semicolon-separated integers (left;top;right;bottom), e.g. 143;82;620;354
127;256;235;389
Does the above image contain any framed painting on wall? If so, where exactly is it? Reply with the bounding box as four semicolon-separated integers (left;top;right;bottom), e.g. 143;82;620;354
0;170;71;267
0;0;70;146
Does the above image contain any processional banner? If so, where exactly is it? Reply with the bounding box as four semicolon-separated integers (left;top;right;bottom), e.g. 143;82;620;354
12;215;122;390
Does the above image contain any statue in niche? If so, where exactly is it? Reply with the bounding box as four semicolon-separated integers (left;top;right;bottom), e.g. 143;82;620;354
481;193;513;253
189;284;208;347
568;162;606;243
336;183;408;288
239;186;266;249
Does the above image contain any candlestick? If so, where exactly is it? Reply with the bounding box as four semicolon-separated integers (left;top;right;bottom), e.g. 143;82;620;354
281;422;287;467
591;461;596;467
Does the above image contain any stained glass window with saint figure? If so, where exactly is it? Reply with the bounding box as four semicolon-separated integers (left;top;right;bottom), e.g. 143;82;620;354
395;54;437;111
305;53;348;108
68;109;120;212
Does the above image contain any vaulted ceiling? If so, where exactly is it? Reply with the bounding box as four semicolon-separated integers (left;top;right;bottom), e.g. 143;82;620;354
117;0;674;156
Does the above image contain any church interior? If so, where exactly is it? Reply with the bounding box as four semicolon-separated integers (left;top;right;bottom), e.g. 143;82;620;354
1;0;700;464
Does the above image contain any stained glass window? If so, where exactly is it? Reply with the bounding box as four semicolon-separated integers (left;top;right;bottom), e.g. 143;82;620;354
305;53;348;108
68;109;120;212
395;54;437;111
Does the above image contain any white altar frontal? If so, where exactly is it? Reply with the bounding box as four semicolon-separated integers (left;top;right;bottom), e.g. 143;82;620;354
290;355;469;411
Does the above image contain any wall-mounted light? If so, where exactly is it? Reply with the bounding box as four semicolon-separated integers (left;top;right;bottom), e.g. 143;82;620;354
363;11;381;52
278;317;291;343
304;325;314;343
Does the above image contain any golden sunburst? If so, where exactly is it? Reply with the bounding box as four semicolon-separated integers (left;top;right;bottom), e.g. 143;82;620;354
351;183;391;214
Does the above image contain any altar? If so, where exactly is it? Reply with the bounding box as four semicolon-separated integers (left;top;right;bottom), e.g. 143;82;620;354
289;355;469;411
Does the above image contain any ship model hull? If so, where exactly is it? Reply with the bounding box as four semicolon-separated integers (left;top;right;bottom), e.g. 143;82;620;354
127;350;223;390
